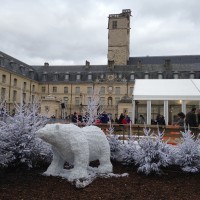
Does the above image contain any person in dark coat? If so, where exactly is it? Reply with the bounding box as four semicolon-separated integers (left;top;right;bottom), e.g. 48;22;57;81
100;111;109;123
185;107;198;127
174;112;185;127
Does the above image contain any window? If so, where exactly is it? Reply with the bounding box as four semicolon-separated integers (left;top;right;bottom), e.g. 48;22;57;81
42;74;47;81
75;87;80;94
88;74;92;80
64;87;68;94
115;97;120;104
65;74;69;80
53;73;58;81
158;72;163;79
13;90;17;101
2;75;6;83
1;88;6;101
87;97;92;103
115;87;120;95
41;86;46;93
13;78;17;87
63;97;68;102
100;97;105;105
87;87;93;95
129;87;133;95
32;85;35;92
76;73;81;80
23;82;26;90
75;97;80;105
23;93;26;103
144;72;149;79
100;86;105;95
32;95;35;103
130;74;135;80
112;21;117;29
53;87;57;93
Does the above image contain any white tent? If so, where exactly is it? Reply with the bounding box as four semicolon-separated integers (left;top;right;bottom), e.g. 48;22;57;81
132;79;200;125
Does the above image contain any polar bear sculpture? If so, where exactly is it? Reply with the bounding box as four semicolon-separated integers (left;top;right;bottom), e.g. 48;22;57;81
36;123;112;180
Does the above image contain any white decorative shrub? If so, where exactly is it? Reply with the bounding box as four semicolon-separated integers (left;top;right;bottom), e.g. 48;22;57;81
174;129;200;172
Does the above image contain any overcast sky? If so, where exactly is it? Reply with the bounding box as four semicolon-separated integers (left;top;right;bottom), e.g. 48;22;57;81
0;0;200;65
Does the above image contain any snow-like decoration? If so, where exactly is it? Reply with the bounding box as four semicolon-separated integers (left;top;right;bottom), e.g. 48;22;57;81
36;123;113;181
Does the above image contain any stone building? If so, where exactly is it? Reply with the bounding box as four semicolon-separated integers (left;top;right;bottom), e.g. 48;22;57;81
0;9;200;123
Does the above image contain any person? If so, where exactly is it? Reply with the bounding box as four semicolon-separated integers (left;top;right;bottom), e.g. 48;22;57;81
197;109;200;126
100;111;109;123
125;114;131;123
71;112;78;123
138;114;145;124
185;107;198;127
155;114;165;125
118;113;125;124
174;112;185;126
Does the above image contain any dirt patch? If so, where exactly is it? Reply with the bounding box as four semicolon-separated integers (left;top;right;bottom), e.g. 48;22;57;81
0;162;200;200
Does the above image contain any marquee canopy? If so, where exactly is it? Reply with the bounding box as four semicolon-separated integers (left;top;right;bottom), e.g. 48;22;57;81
133;79;200;101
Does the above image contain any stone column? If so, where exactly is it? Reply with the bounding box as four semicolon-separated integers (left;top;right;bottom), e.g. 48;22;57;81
147;100;151;125
164;100;169;125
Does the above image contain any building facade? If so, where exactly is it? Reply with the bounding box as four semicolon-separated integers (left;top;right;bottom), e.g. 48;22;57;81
1;9;200;123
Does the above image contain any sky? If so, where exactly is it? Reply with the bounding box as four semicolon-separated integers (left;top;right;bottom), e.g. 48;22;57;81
0;0;200;65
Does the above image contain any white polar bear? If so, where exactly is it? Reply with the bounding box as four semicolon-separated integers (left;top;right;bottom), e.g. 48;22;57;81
36;123;112;180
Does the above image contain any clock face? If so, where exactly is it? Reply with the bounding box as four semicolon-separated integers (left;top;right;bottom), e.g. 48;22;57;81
108;74;114;81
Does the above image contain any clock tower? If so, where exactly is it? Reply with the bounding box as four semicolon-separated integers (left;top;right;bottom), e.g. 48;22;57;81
107;9;131;65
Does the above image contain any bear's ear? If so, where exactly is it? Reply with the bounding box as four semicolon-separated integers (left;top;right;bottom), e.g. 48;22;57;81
55;124;60;130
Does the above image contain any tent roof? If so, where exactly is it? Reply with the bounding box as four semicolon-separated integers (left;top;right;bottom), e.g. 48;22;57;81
133;79;200;100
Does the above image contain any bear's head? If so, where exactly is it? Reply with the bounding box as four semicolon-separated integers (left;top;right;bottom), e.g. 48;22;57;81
36;123;60;145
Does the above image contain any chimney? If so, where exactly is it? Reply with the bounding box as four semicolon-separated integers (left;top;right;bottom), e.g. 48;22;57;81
44;62;49;67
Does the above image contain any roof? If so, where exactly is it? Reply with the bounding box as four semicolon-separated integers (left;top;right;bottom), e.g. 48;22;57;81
133;79;200;100
128;55;200;65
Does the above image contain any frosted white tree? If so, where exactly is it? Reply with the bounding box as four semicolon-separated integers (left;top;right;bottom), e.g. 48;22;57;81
174;128;200;172
133;128;173;175
82;88;102;126
0;99;51;169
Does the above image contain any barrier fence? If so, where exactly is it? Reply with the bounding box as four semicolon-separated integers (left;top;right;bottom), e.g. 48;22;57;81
48;119;200;145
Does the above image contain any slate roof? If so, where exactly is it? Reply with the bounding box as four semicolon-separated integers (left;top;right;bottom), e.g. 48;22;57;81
128;55;200;65
1;50;200;83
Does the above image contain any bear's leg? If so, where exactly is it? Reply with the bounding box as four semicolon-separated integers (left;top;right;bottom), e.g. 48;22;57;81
68;142;89;180
44;147;65;176
98;148;113;174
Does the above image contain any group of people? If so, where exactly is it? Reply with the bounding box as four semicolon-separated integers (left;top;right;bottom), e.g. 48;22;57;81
174;107;200;128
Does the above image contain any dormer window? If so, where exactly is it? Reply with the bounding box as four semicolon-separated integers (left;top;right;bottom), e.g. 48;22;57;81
42;72;47;81
76;73;81;80
130;73;135;80
173;71;179;79
189;71;195;79
29;69;34;79
144;72;149;79
65;73;69;80
53;72;58;81
88;73;92;80
10;60;15;70
158;72;163;79
20;65;25;75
